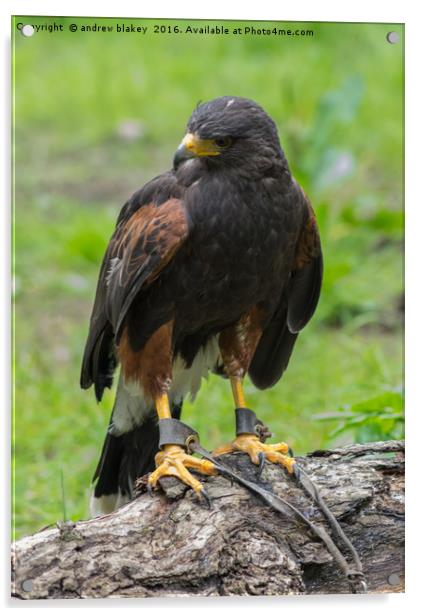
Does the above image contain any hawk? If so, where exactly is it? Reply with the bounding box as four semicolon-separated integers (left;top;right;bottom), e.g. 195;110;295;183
81;96;323;515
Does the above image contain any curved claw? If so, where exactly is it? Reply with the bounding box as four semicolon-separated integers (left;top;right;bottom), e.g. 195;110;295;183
257;451;266;480
147;481;154;497
197;488;212;509
288;447;294;458
215;464;234;485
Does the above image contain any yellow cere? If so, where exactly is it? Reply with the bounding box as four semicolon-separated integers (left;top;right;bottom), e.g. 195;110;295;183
182;132;221;156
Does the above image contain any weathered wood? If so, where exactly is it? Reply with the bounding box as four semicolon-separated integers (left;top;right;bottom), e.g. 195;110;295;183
11;440;404;599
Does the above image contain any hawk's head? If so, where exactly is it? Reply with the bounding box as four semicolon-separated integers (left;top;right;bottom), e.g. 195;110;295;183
173;96;285;171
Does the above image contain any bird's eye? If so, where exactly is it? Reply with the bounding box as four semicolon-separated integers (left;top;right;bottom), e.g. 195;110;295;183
214;137;232;149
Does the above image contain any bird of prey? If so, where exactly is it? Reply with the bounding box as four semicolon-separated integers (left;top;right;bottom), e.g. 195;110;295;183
81;96;323;515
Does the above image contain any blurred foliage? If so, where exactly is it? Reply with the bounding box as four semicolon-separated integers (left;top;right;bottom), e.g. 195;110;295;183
315;387;404;442
12;17;403;539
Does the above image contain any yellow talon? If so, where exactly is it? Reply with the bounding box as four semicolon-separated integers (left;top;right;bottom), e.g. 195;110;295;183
148;444;217;495
213;434;295;474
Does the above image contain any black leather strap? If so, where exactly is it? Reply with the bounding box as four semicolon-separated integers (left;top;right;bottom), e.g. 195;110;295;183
235;407;261;435
158;418;198;450
235;407;272;442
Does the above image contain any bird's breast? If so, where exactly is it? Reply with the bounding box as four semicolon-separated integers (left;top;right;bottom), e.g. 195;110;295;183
169;175;298;327
187;176;295;268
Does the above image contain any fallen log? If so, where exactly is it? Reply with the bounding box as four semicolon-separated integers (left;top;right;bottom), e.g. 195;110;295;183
11;440;404;599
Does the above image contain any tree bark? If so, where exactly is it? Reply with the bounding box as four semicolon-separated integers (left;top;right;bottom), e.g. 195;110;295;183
11;440;404;599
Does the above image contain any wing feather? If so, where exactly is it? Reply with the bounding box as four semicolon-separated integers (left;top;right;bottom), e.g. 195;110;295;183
80;180;189;400
287;193;323;333
249;185;322;389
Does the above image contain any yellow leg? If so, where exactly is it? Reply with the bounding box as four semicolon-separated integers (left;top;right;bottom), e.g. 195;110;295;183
231;376;247;408
148;393;217;500
213;378;296;473
155;392;172;419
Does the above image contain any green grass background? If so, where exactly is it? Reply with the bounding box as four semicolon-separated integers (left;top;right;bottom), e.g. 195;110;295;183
12;17;404;539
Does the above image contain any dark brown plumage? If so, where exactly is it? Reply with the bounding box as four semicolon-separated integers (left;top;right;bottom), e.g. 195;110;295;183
81;96;322;514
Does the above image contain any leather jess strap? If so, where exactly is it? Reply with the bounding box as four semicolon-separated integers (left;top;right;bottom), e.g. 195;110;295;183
235;407;273;441
158;418;199;450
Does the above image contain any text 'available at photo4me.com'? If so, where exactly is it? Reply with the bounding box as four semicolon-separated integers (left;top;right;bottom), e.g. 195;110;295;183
16;19;315;38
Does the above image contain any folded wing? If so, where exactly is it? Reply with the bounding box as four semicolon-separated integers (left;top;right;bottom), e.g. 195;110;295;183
80;187;189;402
249;185;323;389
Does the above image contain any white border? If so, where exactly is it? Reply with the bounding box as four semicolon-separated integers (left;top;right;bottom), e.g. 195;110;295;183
2;0;421;613
0;0;412;22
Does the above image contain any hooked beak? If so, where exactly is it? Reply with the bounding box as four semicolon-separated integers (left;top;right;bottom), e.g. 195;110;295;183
173;132;221;168
173;139;196;168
